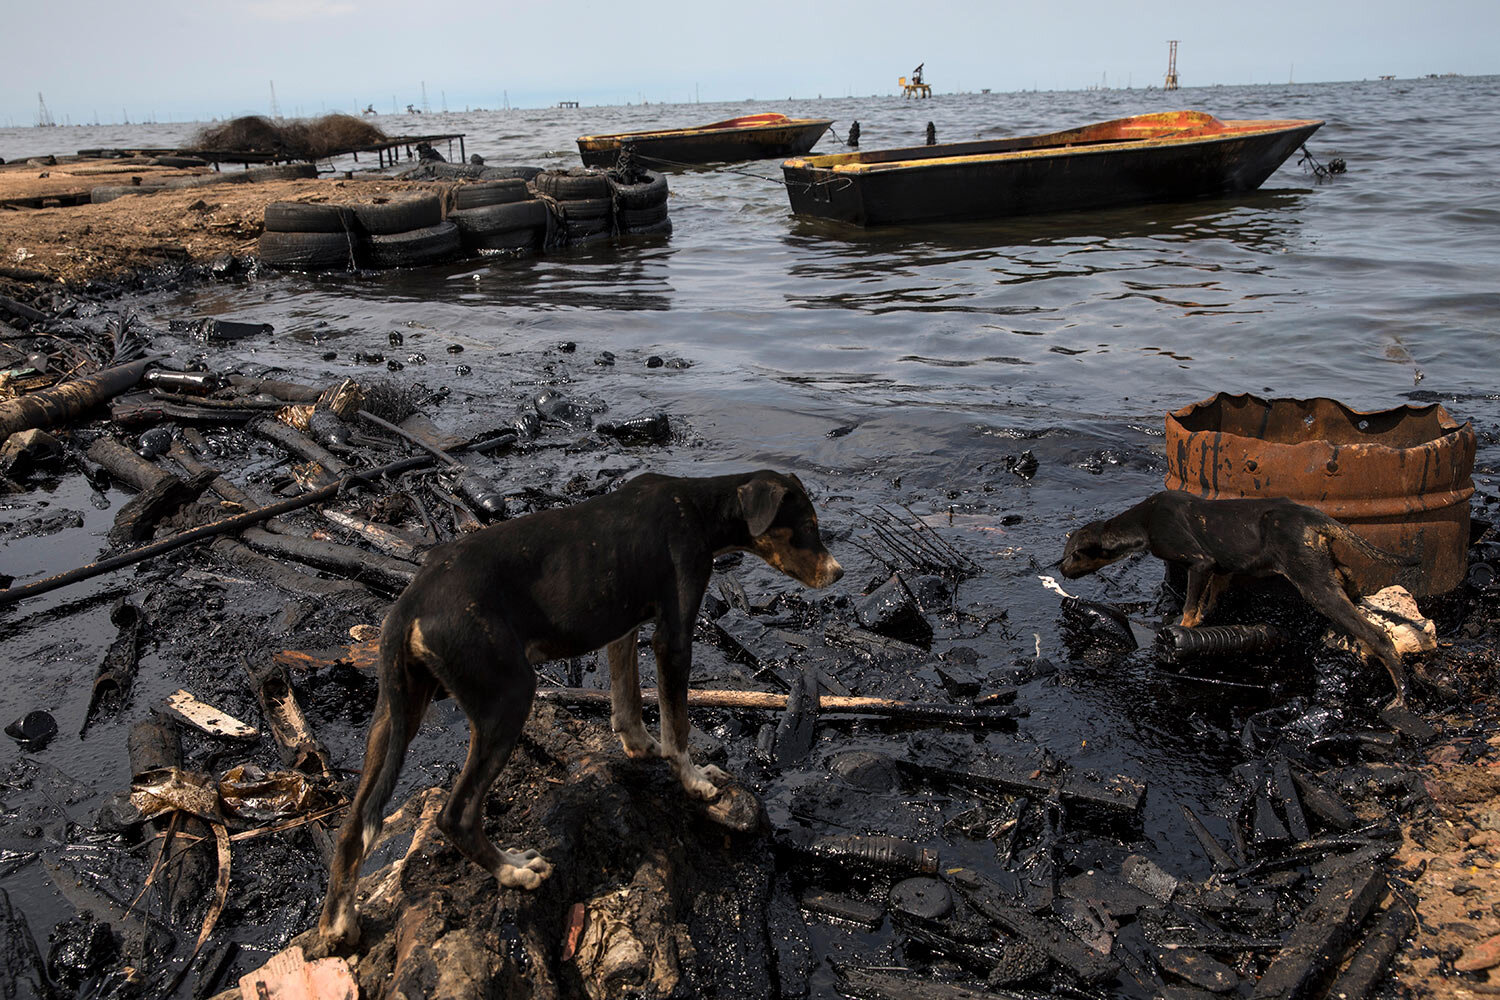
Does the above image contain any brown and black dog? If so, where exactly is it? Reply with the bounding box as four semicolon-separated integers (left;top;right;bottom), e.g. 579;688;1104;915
316;470;842;952
1059;490;1420;712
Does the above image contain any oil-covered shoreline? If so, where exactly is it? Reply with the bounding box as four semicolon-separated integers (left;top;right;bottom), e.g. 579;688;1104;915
3;78;1500;998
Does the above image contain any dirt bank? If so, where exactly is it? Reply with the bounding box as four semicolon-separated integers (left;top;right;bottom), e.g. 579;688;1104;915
0;160;432;285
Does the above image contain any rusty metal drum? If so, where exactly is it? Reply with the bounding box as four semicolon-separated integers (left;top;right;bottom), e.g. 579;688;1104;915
1164;393;1475;597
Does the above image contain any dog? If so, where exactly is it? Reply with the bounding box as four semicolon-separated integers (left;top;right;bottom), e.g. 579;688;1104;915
1059;490;1420;712
316;470;843;952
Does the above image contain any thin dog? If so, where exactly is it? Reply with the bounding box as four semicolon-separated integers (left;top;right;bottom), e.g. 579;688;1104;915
1059;490;1420;712
316;470;843;952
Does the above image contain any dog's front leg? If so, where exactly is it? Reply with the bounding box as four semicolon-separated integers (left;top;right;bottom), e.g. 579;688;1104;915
608;629;660;758
653;625;729;800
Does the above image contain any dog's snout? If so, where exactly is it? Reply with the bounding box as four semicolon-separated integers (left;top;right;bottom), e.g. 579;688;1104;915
822;556;844;587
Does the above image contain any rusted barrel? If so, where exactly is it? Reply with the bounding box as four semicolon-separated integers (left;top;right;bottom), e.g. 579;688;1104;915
1164;393;1474;597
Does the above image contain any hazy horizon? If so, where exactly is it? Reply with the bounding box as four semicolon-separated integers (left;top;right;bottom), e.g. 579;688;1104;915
7;0;1496;127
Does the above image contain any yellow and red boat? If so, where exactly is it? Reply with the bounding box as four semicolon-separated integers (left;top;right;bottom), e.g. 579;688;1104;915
578;113;833;168
781;111;1323;227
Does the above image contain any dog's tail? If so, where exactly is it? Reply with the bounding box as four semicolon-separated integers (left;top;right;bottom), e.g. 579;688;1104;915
1327;520;1422;568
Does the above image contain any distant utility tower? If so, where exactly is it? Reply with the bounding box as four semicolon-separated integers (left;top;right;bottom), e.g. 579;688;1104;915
36;92;55;127
1164;40;1179;90
269;80;281;119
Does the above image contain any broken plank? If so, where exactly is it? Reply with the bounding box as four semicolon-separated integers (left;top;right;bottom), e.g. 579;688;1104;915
948;867;1119;985
895;756;1144;824
162;689;258;740
1325;905;1413;1000
1250;867;1385;1000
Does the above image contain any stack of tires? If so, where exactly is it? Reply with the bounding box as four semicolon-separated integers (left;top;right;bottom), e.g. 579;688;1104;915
258;192;459;270
608;170;671;237
447;179;550;254
530;168;616;246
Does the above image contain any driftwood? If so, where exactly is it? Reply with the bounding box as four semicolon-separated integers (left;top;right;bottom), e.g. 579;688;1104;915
1326;905;1413;1000
209;537;372;600
245;657;334;778
225;375;322;403
0;450;444;606
949;867;1120;985
535;686;1024;727
88;435;168;492
82;599;145;733
240;527;417;592
248;415;349;478
1251;867;1386;999
128;716;213;925
0;357;156;438
320;509;421;560
88;436;217;543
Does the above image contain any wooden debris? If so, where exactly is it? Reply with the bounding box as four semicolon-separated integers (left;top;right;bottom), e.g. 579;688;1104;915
0;356;156;438
893;755;1145;823
1180;804;1239;873
162;689;258;740
949;867;1120;985
246;657;333;777
799;891;884;929
1250;867;1385;999
534;685;1024;727
1327;905;1413;998
239;526;418;592
82;598;144;733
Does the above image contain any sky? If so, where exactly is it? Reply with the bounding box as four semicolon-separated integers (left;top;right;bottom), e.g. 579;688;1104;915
5;0;1497;125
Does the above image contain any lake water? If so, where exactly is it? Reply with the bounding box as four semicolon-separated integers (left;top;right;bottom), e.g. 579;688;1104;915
2;76;1498;996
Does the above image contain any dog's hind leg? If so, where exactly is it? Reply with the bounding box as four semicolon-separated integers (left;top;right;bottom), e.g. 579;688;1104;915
316;639;438;953
607;629;660;759
1295;572;1411;712
439;630;552;890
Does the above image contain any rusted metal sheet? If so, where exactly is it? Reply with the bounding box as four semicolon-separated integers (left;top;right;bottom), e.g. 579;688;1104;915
1164;392;1475;596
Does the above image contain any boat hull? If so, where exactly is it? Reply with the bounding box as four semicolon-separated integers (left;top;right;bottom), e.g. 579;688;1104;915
782;115;1323;227
579;119;833;168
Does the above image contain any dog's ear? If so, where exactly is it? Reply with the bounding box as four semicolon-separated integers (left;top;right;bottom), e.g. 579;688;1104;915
738;477;787;537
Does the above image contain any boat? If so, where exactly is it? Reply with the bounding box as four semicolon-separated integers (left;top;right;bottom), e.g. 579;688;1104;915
578;113;833;168
781;110;1323;227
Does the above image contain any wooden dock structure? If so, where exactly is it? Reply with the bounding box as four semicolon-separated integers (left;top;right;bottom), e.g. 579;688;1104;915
75;132;467;170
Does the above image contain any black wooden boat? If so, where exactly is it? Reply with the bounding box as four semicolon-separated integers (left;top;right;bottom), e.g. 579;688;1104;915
578;113;832;168
781;111;1323;227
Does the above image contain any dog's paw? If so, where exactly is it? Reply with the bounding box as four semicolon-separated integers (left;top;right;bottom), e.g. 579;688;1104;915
677;760;728;801
311;912;360;956
496;849;552;890
615;725;661;759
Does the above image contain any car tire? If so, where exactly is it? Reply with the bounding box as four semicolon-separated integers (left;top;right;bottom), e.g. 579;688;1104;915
618;202;669;228
609;170;667;210
258;230;359;270
366;221;461;268
454;179;530;210
555;196;612;221
449;200;549;236
530;168;611;200
352;194;444;235
264;201;357;234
